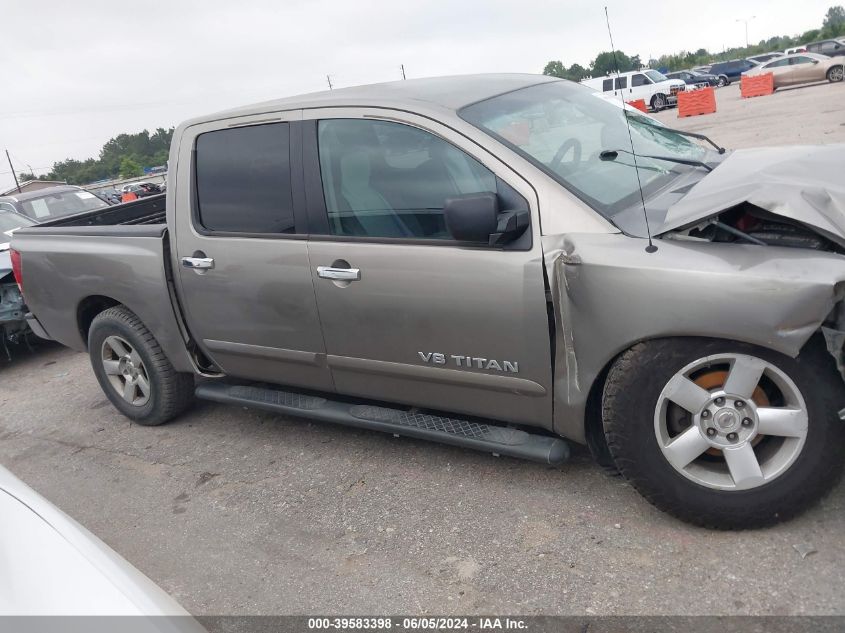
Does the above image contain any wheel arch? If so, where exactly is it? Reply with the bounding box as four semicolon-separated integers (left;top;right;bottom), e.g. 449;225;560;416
77;295;121;348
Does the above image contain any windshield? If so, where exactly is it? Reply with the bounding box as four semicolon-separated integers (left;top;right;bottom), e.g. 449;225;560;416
0;211;35;234
645;70;668;83
18;189;109;221
459;81;707;220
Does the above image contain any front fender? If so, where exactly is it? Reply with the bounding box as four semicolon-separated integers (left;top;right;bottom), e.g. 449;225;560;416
544;233;845;443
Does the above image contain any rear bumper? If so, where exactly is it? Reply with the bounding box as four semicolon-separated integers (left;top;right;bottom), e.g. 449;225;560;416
25;312;51;340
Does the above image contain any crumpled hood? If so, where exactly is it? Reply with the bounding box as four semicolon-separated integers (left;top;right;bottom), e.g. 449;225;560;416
660;144;845;245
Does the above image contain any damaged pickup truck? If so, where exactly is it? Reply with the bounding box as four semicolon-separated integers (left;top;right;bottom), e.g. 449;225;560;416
11;74;845;528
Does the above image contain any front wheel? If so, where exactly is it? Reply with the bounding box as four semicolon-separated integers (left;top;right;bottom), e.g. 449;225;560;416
650;93;667;111
89;305;194;426
828;65;844;83
602;338;845;528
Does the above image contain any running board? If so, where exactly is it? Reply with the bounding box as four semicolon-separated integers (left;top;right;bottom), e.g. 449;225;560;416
195;382;569;465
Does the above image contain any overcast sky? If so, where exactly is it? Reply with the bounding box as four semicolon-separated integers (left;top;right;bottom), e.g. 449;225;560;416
0;0;835;191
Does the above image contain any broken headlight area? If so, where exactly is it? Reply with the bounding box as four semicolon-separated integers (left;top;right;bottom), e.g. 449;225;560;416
665;202;845;254
1;276;28;360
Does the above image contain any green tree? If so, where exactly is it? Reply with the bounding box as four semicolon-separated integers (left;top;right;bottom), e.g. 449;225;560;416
566;63;588;81
17;172;35;182
119;157;143;179
823;5;845;34
590;50;637;76
542;60;566;78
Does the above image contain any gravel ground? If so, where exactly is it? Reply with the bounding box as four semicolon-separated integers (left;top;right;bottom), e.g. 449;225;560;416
2;80;845;616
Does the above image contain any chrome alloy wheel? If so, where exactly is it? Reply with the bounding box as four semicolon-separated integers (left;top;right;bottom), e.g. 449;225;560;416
654;354;808;491
101;335;151;406
830;66;844;82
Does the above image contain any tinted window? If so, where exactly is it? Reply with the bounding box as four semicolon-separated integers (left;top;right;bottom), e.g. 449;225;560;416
791;56;814;65
602;78;613;91
317;119;496;240
631;73;648;86
195;123;294;233
614;76;627;89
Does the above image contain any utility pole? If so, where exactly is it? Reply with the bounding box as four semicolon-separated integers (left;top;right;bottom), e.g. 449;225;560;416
5;149;21;193
400;64;406;80
736;16;756;48
326;74;333;90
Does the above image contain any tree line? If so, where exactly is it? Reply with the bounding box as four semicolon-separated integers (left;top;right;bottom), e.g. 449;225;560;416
543;5;845;81
20;127;174;185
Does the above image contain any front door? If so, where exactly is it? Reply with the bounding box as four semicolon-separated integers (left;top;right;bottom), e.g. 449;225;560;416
301;111;553;427
172;112;334;392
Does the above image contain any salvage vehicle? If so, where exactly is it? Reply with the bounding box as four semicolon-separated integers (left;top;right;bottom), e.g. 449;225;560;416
581;69;686;111
0;211;35;357
0;185;110;222
11;74;845;528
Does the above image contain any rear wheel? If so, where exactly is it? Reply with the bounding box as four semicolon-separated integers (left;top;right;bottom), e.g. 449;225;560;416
717;76;729;87
602;338;845;528
89;306;194;426
828;66;844;83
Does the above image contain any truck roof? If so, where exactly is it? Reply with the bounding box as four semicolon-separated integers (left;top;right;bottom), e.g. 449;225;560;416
187;73;558;125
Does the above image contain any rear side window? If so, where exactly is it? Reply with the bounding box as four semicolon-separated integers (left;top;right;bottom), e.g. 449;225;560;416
767;58;790;68
614;76;627;89
602;78;613;91
195;123;295;234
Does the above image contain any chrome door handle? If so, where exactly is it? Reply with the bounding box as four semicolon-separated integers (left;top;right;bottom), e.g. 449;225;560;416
317;266;360;281
181;256;215;270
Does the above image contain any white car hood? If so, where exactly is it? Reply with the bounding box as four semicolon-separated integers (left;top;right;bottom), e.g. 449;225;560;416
660;144;845;245
0;464;200;624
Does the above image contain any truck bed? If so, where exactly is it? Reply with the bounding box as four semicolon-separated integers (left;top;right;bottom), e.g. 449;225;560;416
11;192;195;374
39;193;166;228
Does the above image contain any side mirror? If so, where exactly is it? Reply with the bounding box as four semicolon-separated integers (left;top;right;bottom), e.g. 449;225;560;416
811;59;820;64
443;192;498;243
443;192;529;246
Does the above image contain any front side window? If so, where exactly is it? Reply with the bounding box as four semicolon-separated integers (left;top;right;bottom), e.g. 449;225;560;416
766;58;790;68
791;56;813;65
195;122;295;234
317;119;496;240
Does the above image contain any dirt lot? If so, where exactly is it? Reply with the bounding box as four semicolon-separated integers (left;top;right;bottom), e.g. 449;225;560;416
652;81;845;147
2;80;845;616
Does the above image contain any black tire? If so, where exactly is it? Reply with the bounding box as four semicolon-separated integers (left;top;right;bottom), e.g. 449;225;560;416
602;337;845;529
717;76;729;87
827;65;844;83
650;93;667;111
88;305;194;426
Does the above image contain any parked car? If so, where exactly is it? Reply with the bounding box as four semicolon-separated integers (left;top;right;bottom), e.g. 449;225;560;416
707;59;759;86
0;211;35;356
785;45;808;54
0;185;110;222
745;52;845;87
0;463;201;616
806;38;845;57
691;64;712;74
747;52;784;64
12;74;845;529
665;70;719;88
96;187;124;205
581;69;686;111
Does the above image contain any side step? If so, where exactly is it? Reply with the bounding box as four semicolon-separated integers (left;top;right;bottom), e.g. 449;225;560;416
195;382;569;465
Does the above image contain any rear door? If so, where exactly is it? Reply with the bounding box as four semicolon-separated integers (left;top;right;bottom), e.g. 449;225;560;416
763;58;793;85
171;112;335;392
300;110;553;428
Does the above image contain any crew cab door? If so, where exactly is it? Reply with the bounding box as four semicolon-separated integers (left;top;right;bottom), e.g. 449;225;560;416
171;112;334;391
301;110;553;427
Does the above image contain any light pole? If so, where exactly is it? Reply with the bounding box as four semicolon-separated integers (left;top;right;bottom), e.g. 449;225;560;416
736;16;756;48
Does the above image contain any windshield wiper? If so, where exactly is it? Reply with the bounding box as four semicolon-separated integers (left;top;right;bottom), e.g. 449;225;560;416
600;148;713;172
637;120;726;154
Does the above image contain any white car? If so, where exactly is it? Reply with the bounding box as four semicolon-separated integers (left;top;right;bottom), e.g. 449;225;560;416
581;69;686;112
0;463;202;621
